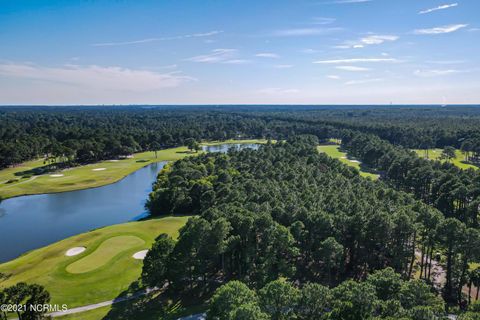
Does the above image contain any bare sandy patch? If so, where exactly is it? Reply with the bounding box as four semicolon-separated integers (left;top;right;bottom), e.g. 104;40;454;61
92;168;106;171
50;174;64;177
132;250;148;260
350;160;361;163
65;247;86;256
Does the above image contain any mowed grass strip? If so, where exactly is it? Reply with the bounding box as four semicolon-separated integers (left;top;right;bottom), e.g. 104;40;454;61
413;148;479;170
317;145;379;180
66;236;145;274
0;216;190;308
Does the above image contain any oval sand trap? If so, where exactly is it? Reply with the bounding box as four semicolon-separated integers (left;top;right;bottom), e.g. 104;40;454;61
350;160;361;163
65;247;86;256
132;250;148;260
92;168;106;171
50;174;64;177
66;235;144;274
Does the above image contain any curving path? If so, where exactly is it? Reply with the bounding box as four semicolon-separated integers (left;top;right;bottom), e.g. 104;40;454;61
47;287;160;318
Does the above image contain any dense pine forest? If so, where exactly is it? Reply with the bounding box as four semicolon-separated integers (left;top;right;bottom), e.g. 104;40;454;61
2;105;480;170
2;105;480;319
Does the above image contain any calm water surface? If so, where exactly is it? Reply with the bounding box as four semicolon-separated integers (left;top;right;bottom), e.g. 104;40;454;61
0;143;258;262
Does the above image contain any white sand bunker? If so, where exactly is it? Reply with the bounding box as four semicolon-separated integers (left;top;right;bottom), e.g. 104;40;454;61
92;168;106;171
349;160;361;163
340;156;347;159
65;247;86;256
109;160;119;162
50;174;64;177
132;250;148;260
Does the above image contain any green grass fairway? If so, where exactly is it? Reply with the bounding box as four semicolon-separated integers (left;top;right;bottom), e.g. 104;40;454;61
0;216;190;308
0;140;267;200
66;236;145;274
317;145;379;180
413;149;479;170
0;147;194;199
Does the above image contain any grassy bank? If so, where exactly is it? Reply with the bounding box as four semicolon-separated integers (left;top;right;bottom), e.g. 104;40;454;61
0;216;190;308
317;145;379;180
413;148;479;170
0;140;268;199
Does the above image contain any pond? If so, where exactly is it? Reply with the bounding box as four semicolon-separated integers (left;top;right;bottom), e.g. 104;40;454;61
0;143;259;263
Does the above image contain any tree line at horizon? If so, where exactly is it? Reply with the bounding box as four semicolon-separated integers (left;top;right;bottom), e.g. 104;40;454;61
2;106;480;171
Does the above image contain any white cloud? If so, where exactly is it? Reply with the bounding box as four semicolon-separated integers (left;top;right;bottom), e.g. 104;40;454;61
0;62;193;92
273;64;294;69
345;78;383;85
337;34;399;49
257;88;300;95
314;58;397;64
419;3;458;14
312;17;336;25
336;66;370;71
414;24;467;35
273;27;342;37
255;53;280;58
360;35;398;45
414;69;463;77
92;30;223;47
327;75;341;79
426;60;465;65
186;49;238;63
223;59;251;65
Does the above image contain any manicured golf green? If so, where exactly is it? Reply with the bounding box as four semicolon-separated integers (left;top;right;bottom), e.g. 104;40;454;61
317;145;379;179
413;148;479;170
66;236;145;274
0;216;190;308
0;139;267;200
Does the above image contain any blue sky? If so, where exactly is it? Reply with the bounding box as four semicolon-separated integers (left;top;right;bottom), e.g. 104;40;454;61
0;0;479;105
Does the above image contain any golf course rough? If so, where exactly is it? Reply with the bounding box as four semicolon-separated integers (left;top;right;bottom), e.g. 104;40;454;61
0;216;190;308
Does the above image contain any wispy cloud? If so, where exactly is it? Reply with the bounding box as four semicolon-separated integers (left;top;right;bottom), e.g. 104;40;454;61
300;48;320;54
256;53;280;58
273;64;294;69
419;3;458;14
311;17;336;25
326;75;341;79
0;62;194;91
92;30;223;47
345;78;383;85
314;58;398;64
414;24;467;35
427;60;465;65
257;88;299;95
272;27;342;37
186;49;239;64
223;59;251;65
337;34;399;49
414;69;463;77
335;66;370;71
360;35;398;45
